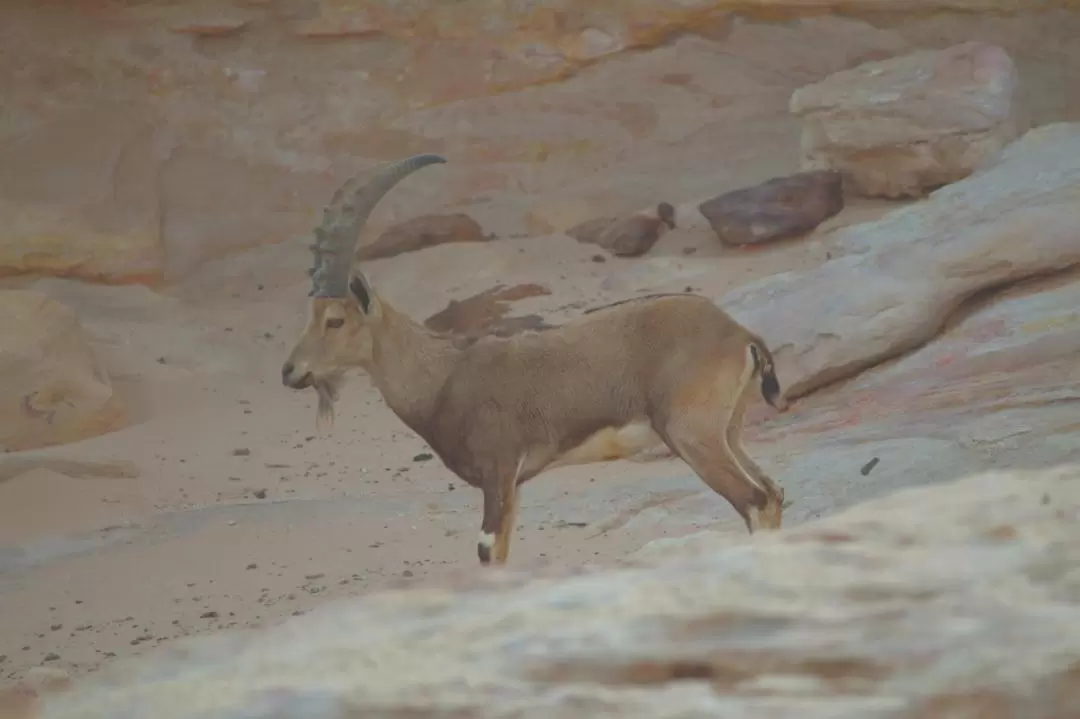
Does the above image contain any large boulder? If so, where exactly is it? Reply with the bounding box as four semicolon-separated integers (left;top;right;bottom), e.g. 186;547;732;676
722;122;1080;403
0;291;126;451
790;41;1019;198
26;465;1080;718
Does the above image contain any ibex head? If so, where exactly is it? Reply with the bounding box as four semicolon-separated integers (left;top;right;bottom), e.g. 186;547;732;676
281;154;447;432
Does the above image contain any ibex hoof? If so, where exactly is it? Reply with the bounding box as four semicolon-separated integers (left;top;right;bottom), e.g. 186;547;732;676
477;531;495;565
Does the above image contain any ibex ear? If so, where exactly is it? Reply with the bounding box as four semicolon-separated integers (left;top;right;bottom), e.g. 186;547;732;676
349;274;379;316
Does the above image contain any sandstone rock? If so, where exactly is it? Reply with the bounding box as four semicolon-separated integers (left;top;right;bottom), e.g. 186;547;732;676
33;466;1080;719
0;291;126;452
722;122;1080;403
157;148;333;282
698;170;844;247
425;284;552;343
0;108;165;284
790;42;1019;198
357;213;489;262
566;203;676;257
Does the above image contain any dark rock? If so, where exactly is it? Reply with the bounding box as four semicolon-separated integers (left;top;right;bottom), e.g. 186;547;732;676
698;170;843;247
425;283;553;342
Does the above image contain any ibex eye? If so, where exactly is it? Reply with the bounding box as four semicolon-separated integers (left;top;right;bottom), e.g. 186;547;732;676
325;317;345;329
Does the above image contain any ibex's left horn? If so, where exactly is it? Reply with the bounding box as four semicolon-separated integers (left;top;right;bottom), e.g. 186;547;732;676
309;154;447;298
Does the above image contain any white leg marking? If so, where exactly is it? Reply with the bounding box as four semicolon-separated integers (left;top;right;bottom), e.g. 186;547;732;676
478;531;495;548
719;345;765;494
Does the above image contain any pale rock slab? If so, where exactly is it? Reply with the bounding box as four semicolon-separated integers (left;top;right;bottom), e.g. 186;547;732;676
29;465;1080;718
722;122;1080;402
790;41;1019;198
0;291;126;451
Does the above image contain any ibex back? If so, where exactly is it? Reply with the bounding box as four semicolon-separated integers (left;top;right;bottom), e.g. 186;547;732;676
282;154;789;566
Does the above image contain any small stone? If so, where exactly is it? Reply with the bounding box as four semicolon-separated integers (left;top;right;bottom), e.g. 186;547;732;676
253;488;267;499
200;611;219;619
232;448;251;456
566;203;676;258
412;452;433;462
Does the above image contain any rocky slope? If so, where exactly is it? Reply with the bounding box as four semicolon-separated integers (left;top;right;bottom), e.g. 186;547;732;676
18;465;1080;719
2;2;1080;713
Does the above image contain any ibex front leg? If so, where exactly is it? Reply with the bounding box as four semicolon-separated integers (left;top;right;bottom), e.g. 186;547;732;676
478;464;521;566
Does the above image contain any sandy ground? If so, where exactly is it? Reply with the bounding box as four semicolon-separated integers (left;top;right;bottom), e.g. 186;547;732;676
4;8;1080;690
0;217;838;680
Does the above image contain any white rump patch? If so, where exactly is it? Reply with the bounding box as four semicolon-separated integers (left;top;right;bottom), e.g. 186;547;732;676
478;531;495;548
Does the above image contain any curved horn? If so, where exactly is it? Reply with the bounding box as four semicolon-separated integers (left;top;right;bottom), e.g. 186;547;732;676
310;153;447;297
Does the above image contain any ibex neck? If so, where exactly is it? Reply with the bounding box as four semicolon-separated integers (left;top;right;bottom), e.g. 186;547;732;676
366;300;459;437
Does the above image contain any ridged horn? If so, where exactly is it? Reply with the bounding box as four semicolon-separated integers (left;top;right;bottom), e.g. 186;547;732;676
309;153;447;297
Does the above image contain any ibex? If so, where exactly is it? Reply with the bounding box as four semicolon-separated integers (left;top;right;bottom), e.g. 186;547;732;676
282;154;789;566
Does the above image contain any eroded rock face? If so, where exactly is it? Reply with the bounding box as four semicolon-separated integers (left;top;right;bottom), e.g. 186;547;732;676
0;108;165;284
5;4;1077;283
698;170;843;246
357;213;489;262
0;291;126;451
31;465;1080;718
723;122;1080;402
790;41;1019;198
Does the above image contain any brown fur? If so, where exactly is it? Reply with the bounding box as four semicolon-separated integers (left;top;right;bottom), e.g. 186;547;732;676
282;154;786;566
284;288;787;566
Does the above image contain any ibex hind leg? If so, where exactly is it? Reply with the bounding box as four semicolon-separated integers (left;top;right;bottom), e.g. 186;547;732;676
658;346;784;533
725;349;786;520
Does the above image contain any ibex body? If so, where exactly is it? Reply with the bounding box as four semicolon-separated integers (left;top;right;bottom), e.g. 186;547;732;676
282;154;788;566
